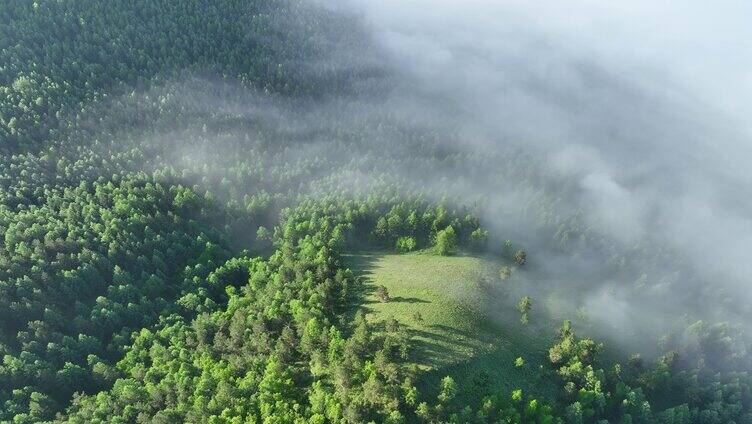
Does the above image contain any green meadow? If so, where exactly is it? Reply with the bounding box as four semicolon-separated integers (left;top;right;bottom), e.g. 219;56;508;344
345;251;559;405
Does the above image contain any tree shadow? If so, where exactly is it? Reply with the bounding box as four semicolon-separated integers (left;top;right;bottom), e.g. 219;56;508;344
340;252;381;327
405;326;479;366
338;250;611;414
390;296;430;304
417;320;560;407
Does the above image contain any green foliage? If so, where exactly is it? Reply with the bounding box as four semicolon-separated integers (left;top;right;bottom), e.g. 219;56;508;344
469;228;488;251
345;252;559;410
418;319;752;423
435;225;458;256
1;0;751;422
376;285;391;302
0;175;233;419
61;203;413;423
499;265;512;281
517;296;532;325
0;0;335;152
372;204;481;251
437;376;457;404
502;240;513;257
396;236;417;253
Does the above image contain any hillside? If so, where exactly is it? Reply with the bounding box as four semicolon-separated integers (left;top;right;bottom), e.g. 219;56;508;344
1;0;751;423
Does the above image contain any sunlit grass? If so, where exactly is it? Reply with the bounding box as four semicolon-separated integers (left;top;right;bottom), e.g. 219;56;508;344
344;250;558;404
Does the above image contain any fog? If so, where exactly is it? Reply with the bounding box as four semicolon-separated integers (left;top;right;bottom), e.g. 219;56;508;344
306;0;752;349
111;0;752;354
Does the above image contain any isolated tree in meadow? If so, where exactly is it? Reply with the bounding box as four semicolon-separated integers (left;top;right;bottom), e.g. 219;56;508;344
435;225;458;256
412;311;424;325
517;296;531;325
376;285;391;302
514;250;527;266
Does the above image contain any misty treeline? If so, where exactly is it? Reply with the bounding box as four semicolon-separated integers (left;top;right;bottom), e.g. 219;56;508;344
1;0;751;423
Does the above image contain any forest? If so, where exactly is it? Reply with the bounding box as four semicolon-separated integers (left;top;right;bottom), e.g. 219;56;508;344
1;0;751;423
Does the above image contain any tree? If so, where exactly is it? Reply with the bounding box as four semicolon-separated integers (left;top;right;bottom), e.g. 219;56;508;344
28;392;58;422
412;311;424;325
375;217;389;240
437;376;457;404
517;296;531;325
258;357;301;422
499;265;512;281
396;236;417;253
502;240;513;257
435;225;458;256
415;402;432;422
514;250;527;266
469;228;488;250
376;285;391;302
257;226;271;242
402;378;419;406
385;410;406;424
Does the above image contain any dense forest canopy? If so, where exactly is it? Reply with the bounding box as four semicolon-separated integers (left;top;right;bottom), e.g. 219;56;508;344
1;0;751;423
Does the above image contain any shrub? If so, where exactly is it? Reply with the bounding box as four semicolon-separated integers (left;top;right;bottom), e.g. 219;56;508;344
376;285;391;302
396;236;417;253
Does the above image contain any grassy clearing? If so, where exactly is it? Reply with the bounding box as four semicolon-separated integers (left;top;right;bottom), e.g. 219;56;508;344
344;250;558;405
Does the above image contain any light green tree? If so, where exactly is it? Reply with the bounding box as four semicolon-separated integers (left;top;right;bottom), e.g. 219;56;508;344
435;225;458;256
